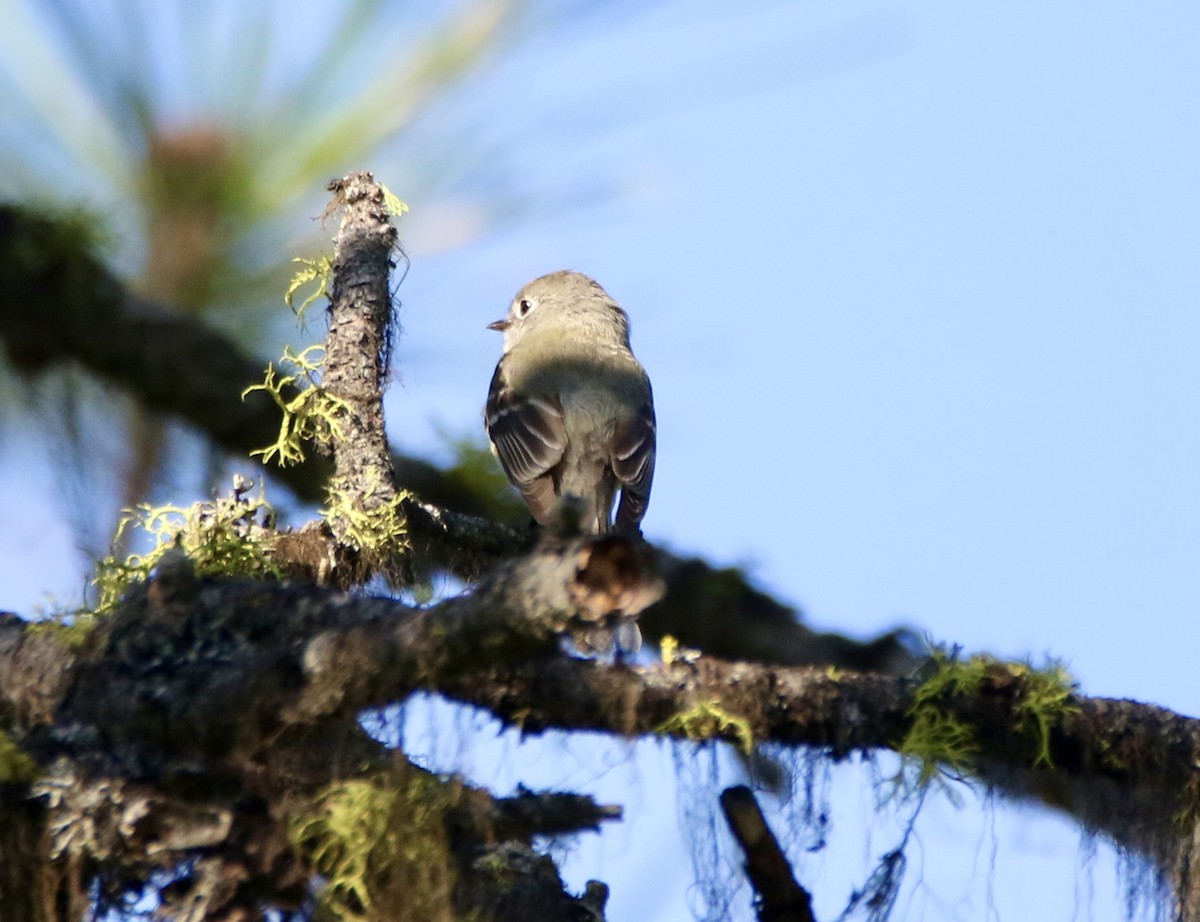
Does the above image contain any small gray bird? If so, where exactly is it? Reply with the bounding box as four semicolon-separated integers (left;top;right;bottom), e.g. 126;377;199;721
485;270;656;536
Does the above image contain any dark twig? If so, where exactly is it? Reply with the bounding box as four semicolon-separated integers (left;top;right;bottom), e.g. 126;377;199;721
720;786;816;922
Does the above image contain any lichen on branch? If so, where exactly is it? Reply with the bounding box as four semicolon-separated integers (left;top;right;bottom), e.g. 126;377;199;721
317;172;410;569
243;344;349;467
66;478;281;640
246;172;412;580
899;650;1079;787
288;766;459;922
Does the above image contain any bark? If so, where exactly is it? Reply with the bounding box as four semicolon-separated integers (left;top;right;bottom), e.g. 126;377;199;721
3;563;1200;916
319;174;404;558
1;532;660;920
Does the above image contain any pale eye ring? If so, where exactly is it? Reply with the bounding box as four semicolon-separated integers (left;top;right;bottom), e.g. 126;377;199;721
517;298;533;317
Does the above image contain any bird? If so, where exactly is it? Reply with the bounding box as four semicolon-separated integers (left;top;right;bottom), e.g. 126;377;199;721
485;270;656;537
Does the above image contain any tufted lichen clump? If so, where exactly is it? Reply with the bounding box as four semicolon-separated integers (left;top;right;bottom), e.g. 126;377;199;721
82;481;281;626
323;473;409;561
285;254;333;320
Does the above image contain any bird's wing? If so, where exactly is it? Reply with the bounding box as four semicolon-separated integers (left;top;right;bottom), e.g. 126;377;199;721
486;359;568;524
612;393;656;536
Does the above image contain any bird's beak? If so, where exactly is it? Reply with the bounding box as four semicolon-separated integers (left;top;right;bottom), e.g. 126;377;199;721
487;319;510;332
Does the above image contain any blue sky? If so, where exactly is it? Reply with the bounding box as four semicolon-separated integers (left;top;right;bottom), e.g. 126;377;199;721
394;3;1200;917
400;0;1200;709
3;1;1199;919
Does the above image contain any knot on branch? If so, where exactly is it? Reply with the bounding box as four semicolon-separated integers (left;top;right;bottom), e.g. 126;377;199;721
569;537;664;623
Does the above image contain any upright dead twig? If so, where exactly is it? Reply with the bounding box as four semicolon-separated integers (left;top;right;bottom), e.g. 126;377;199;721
320;172;405;563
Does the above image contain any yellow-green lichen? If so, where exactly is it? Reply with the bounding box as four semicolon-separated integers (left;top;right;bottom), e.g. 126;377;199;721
0;730;37;783
901;708;980;788
87;487;281;620
660;635;679;664
27;608;96;648
900;652;990;787
285;255;333;320
657;699;755;754
658;635;699;667
243;345;349;467
289;769;459;922
323;473;410;560
380;184;410;217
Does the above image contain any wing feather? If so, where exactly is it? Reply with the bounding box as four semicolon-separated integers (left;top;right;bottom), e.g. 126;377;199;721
485;358;568;524
612;395;656;536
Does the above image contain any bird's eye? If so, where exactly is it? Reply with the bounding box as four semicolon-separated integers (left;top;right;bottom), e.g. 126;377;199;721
517;298;534;317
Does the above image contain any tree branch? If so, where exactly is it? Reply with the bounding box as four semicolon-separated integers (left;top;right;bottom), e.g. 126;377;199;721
2;535;1200;915
6;559;1194;871
4;535;656;920
5;163;1199;918
320;173;404;558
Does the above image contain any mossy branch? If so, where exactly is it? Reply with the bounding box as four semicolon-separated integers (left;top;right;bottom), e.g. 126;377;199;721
899;651;1080;787
657;699;755;754
289;768;459;922
317;172;409;566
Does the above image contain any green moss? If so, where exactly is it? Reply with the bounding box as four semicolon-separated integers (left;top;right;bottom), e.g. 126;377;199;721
900;651;1079;787
243;345;349;467
900;652;987;786
289;769;459;922
657;699;755;754
1008;659;1078;768
0;730;37;783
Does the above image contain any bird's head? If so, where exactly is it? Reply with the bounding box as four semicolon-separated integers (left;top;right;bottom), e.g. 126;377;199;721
489;270;631;352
